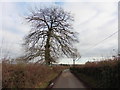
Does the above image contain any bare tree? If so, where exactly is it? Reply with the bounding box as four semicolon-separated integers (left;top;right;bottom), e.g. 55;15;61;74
72;49;81;66
23;6;79;65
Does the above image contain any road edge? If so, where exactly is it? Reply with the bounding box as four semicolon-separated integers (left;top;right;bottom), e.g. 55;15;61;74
70;70;92;90
46;71;63;89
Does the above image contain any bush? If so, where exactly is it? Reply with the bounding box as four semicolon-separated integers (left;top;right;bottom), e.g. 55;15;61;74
2;62;66;88
70;59;120;88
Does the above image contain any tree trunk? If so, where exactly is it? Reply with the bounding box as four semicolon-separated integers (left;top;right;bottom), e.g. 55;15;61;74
45;29;52;65
73;59;75;67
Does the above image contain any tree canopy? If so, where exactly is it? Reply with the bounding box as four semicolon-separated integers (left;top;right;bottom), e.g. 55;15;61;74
23;6;80;65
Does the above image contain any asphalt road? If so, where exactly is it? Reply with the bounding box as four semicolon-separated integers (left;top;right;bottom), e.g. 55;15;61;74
52;69;87;88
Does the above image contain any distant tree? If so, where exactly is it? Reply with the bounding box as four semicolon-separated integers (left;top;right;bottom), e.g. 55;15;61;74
23;6;79;65
72;49;81;66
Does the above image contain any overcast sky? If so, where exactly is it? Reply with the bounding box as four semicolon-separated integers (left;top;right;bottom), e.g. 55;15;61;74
0;0;118;64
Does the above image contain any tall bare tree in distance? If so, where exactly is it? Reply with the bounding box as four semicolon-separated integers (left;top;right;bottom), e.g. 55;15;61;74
23;6;80;65
72;49;81;66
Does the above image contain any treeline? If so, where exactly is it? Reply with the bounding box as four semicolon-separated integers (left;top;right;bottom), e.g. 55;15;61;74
70;59;120;88
2;61;67;88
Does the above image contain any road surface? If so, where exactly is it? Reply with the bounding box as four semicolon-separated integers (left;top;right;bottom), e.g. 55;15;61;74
52;69;87;88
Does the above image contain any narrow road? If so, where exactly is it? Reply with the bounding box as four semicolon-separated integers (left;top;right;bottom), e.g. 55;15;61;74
52;69;87;88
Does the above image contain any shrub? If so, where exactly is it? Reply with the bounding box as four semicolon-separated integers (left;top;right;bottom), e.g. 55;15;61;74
2;62;66;88
70;59;120;88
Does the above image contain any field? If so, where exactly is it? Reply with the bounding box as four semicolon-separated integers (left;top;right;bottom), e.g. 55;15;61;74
2;61;67;88
70;59;120;88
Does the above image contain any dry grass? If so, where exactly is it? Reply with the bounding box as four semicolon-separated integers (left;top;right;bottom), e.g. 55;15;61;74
2;62;67;88
0;63;2;89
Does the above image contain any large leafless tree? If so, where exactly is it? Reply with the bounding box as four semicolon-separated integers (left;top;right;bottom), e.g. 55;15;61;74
23;6;80;65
